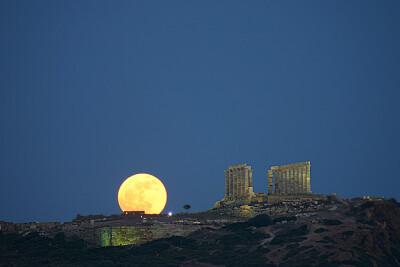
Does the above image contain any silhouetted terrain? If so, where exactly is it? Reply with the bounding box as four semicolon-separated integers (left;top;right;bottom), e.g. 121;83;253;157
1;198;400;266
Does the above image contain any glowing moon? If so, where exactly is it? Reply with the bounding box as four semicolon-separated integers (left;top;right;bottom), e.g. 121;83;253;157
118;173;167;214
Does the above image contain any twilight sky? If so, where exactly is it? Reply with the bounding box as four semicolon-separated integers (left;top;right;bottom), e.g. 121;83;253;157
1;1;399;223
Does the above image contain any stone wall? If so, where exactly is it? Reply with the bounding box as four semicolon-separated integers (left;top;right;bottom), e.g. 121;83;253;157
0;221;15;232
213;195;329;218
1;221;62;232
64;223;215;247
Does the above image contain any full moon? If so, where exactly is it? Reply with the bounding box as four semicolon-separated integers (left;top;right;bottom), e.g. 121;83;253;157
118;173;167;214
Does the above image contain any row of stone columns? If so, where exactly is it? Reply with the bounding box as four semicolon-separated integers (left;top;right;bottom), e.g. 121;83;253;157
267;161;311;195
225;164;253;197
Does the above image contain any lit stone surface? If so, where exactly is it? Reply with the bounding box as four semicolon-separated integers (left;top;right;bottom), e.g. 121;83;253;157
224;163;254;199
267;161;312;195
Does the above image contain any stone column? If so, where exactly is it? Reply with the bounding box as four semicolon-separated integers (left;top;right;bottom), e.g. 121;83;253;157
241;168;245;195
241;167;245;195
286;169;290;194
285;169;289;194
294;167;300;195
290;169;294;194
236;168;240;195
302;166;307;194
242;167;245;195
237;168;241;195
277;170;281;194
268;169;274;194
297;167;304;194
275;171;280;194
233;170;236;195
244;167;249;194
306;163;311;193
228;170;232;197
238;168;242;195
225;170;229;197
249;169;253;193
279;170;283;194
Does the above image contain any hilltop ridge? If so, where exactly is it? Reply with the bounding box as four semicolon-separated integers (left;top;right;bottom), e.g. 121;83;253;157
1;197;400;266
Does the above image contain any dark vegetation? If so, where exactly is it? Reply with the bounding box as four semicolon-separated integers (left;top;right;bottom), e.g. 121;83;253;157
282;245;313;260
273;216;297;224
0;220;271;266
271;224;308;245
223;214;297;232
314;227;328;233
2;199;400;266
342;230;355;238
223;213;273;231
388;197;400;207
320;219;343;226
361;201;375;209
317;236;337;244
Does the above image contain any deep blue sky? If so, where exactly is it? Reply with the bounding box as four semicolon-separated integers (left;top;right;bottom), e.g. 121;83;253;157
1;1;399;223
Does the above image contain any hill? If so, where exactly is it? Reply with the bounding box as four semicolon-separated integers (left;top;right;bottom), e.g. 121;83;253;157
1;198;400;266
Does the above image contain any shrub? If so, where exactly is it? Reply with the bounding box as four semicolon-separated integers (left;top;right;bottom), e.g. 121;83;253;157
167;236;196;249
133;240;170;255
223;222;247;232
255;245;270;253
54;232;65;242
284;245;313;259
360;201;375;210
270;225;308;245
223;214;273;231
388;198;400;208
273;216;297;224
314;228;328;233
317;236;337;244
356;219;375;225
321;219;343;226
218;231;267;246
247;214;273;227
342;231;355;238
271;236;307;245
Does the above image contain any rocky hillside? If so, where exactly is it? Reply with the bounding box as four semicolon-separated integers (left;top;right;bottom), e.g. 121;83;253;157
1;198;400;266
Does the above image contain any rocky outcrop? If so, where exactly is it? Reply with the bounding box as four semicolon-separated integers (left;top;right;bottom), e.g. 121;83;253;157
352;200;400;258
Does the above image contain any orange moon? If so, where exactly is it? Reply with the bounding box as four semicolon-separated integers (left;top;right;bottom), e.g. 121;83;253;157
118;173;167;214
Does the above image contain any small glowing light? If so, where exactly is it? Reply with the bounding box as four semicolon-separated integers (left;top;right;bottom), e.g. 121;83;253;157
168;211;173;216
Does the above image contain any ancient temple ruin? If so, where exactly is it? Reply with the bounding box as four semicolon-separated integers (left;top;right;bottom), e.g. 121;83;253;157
224;163;254;198
267;161;311;195
214;161;314;209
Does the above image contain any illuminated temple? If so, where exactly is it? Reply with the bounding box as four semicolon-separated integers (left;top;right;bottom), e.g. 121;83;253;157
215;161;315;208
